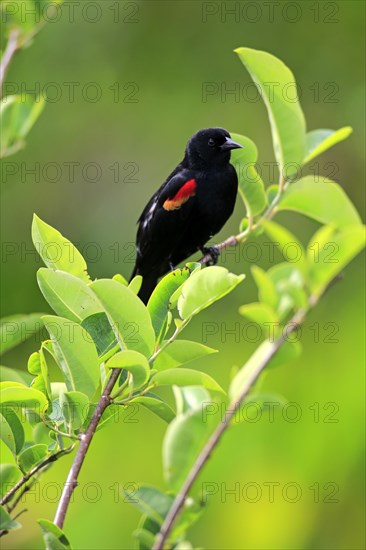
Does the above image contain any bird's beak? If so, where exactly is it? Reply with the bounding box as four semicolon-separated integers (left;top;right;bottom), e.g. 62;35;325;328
220;137;244;151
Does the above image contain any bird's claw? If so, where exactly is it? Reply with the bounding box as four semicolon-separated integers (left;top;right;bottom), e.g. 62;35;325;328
201;245;220;266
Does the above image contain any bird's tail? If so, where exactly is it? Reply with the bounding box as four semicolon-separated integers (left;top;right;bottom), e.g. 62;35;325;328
130;266;158;305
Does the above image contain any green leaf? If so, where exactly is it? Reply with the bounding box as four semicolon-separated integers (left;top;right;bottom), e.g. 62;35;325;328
239;302;280;338
106;350;150;391
0;413;16;454
0;313;45;355
152;368;224;394
260;219;306;271
59;391;89;432
235;47;306;176
277;176;361;227
0;464;22;498
147;268;192;343
267;263;308;317
303;127;353;165
0;505;21;531
112;273;129;285
0;407;24;455
90;279;155;358
43;316;100;400
130;394;175;423
153;340;217;371
32;215;90;281
173;386;211;415
251;266;278;309
307;225;366;296
178;267;244;319
17;443;48;473
0;366;33;385
38;519;72;550
81;312;117;358
0;95;45;158
37;269;102;323
163;405;217;491
125;485;174;524
0;383;48;417
128;275;143;295
230;133;267;216
28;349;52;402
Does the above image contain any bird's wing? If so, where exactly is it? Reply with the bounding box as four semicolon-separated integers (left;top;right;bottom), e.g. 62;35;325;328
135;170;198;267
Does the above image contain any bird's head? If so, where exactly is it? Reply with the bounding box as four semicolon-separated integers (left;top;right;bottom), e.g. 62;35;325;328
185;128;243;168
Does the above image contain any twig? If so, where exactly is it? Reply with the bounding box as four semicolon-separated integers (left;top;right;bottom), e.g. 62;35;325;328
0;28;20;95
53;368;121;529
0;446;74;507
152;306;312;549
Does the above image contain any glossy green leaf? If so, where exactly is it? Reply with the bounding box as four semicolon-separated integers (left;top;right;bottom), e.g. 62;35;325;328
32;214;90;281
43;316;100;400
0;413;15;454
307;225;366;296
152;368;224;394
112;273;129;285
0;313;45;356
0;95;45;158
153;340;217;371
230;133;267;216
0;464;23;498
0;407;24;454
267;263;308;317
303;127;353;165
28;348;52;402
128;275;143;295
90;279;155;358
37;269;102;323
18;443;48;473
178;267;244;319
106;350;150;390
163;405;217;491
0;505;21;531
235;47;306;176
277;177;361;227
147;268;192;343
59;391;89;431
261;219;306;271
81;312;117;358
0;383;48;417
0;366;33;385
130;394;175;423
38;519;72;550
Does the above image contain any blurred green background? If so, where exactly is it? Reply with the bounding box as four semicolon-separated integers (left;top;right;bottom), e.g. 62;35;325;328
1;1;365;548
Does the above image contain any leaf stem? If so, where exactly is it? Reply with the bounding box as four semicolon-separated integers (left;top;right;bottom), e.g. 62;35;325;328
53;368;121;529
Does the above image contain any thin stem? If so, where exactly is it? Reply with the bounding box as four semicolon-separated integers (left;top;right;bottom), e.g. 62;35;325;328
0;445;74;507
152;308;308;549
53;368;121;529
0;29;20;95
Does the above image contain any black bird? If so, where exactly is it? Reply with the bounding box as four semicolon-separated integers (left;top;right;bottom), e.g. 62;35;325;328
131;128;243;303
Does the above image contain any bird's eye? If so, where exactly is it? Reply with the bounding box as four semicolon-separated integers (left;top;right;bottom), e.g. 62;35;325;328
208;138;215;147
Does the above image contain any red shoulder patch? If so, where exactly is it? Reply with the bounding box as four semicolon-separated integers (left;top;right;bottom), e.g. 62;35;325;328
163;179;197;211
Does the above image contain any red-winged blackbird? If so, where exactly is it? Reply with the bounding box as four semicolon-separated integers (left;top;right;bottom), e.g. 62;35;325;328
131;128;243;303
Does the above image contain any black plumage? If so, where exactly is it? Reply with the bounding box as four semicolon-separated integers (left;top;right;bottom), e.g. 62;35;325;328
131;128;242;303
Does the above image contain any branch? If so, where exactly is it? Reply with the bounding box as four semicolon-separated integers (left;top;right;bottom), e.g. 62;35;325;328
0;445;74;507
0;28;20;95
53;368;121;529
152;304;314;549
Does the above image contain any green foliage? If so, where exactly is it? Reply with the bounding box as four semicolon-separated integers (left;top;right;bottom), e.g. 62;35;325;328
1;44;365;550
